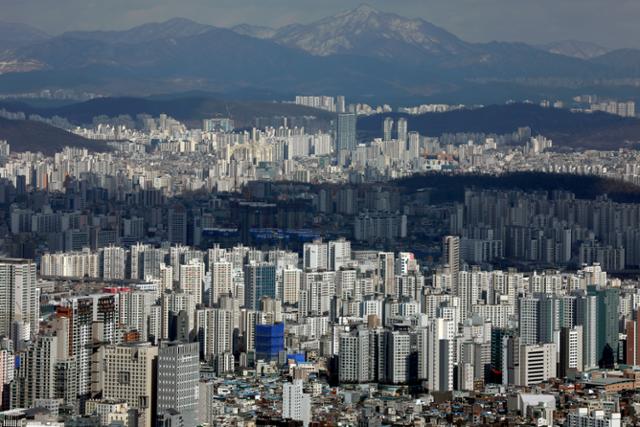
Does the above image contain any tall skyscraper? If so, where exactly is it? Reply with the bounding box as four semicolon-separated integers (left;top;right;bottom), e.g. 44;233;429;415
442;236;460;279
195;308;233;362
588;286;619;366
339;328;373;384
210;261;233;306
518;296;539;345
336;113;356;152
427;318;455;392
55;302;89;407
377;252;395;296
407;131;420;160
559;326;583;378
101;246;126;280
179;260;205;305
383;117;394;142
397;117;408;143
386;328;412;385
244;263;276;310
0;259;39;342
336;96;346;113
576;293;598;371
156;341;199;427
281;268;302;305
10;335;58;409
328;238;351;271
303;240;328;271
161;290;197;340
168;205;188;245
282;380;311;427
626;309;640;366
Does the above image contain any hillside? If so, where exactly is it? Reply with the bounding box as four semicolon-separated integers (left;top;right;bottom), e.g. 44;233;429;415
357;103;640;150
0;96;336;128
394;172;640;204
0;117;108;154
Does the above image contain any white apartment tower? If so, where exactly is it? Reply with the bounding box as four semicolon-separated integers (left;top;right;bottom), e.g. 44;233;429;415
283;380;311;427
0;258;39;342
179;260;205;305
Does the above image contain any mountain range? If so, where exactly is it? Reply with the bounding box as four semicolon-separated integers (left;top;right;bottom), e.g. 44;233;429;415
0;5;638;102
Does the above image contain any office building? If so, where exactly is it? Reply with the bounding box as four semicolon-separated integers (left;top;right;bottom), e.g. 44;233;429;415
103;343;158;427
156;341;199;427
244;263;276;310
518;343;556;386
255;323;284;362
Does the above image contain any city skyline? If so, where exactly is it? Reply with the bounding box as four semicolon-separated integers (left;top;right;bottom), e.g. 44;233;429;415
0;0;640;425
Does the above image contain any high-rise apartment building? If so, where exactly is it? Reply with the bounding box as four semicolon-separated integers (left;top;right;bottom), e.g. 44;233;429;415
383;117;394;142
0;259;39;342
282;380;311;427
397;117;408;143
328;238;351;271
303;240;328;271
442;236;460;279
195;308;233;362
179;260;205;305
210;261;233;305
339;328;373;383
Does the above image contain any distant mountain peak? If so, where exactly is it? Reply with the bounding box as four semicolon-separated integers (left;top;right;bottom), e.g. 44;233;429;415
0;21;49;50
270;4;471;59
342;4;381;17
60;18;214;44
539;40;610;59
231;24;276;39
162;17;201;26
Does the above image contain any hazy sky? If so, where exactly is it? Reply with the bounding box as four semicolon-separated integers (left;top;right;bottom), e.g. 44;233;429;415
3;0;638;48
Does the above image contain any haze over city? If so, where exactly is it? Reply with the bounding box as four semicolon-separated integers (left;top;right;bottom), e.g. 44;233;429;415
0;0;639;426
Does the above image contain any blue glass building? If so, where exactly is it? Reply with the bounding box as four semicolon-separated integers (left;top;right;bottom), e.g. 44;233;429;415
255;323;284;361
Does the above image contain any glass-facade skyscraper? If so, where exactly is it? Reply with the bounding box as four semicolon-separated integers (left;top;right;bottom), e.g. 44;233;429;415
336;113;356;152
244;262;277;310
